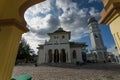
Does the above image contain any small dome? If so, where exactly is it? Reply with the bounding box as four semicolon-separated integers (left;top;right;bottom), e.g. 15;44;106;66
58;27;63;31
88;17;97;24
53;27;66;33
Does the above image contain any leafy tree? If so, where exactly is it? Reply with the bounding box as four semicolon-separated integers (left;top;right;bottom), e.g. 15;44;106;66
16;38;32;63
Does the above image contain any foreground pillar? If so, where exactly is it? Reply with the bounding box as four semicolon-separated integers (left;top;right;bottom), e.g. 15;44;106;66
0;20;28;80
0;0;45;79
99;0;120;54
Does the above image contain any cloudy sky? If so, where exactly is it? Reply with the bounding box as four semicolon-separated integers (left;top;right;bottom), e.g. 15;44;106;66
23;0;116;53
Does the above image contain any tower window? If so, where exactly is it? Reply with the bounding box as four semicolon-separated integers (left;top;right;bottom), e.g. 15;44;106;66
94;34;98;38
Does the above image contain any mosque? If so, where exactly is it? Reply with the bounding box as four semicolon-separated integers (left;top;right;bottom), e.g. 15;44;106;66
37;17;108;64
37;27;88;64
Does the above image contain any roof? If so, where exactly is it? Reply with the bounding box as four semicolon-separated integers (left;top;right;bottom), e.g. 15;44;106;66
54;27;67;33
70;42;88;48
48;27;70;35
37;45;44;49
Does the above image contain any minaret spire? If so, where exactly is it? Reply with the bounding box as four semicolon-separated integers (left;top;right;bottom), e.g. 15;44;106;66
88;17;107;62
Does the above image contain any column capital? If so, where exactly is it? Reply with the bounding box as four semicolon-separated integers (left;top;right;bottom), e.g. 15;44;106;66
0;19;29;32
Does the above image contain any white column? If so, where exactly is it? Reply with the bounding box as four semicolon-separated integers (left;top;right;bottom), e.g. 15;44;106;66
68;48;71;63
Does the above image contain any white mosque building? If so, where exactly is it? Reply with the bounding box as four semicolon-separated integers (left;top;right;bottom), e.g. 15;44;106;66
37;27;88;64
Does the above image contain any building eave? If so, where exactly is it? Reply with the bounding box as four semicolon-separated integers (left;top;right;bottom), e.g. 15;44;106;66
99;2;120;24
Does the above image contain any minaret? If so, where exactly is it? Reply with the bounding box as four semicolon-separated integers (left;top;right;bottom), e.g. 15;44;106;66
88;17;107;62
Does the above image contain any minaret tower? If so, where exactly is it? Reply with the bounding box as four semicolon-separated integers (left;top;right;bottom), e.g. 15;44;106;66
88;17;107;62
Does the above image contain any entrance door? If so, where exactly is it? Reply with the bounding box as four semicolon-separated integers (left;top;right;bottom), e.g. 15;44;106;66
54;49;59;63
81;52;87;63
48;49;52;63
60;49;66;63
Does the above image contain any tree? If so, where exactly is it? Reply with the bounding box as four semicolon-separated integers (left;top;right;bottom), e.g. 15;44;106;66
16;38;32;63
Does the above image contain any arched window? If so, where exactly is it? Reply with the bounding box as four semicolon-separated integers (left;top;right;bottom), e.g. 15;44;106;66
73;50;76;59
62;35;65;39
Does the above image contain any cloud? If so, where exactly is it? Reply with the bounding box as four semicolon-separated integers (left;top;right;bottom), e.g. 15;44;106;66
24;0;102;53
89;7;100;19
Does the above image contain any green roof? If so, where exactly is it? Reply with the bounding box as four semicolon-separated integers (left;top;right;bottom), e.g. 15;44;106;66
70;42;88;48
48;27;70;35
54;27;66;33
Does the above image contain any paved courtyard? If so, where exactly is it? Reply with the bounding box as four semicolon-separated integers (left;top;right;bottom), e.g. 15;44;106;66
12;63;120;80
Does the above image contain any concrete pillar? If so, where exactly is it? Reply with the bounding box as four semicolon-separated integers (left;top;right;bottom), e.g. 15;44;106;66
0;0;45;80
0;24;26;80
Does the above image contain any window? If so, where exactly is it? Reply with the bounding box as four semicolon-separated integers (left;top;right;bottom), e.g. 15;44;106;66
54;36;56;39
54;36;59;39
94;34;98;38
62;35;65;39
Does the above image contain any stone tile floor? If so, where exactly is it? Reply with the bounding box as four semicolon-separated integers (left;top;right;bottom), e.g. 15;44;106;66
12;63;120;80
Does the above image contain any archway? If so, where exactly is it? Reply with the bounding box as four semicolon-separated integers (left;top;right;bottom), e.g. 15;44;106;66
48;49;52;63
0;0;46;80
60;49;66;63
81;52;87;63
94;53;98;62
54;49;59;63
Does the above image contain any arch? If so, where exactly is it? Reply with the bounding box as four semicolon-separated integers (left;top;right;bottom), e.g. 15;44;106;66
60;49;66;63
19;0;45;26
94;52;98;62
54;49;59;63
48;49;52;63
81;52;87;63
72;50;77;59
98;52;104;60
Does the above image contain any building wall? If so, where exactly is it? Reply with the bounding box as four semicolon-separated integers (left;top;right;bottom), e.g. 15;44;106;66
49;33;70;44
92;49;107;62
112;52;120;63
37;49;44;65
37;44;88;64
70;48;83;63
44;43;71;63
110;16;120;54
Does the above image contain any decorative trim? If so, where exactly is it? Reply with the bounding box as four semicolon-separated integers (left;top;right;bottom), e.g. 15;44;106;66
0;19;29;32
117;32;120;41
99;2;120;24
